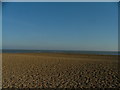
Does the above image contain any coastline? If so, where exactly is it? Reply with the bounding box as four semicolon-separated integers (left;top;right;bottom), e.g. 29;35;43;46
2;53;119;60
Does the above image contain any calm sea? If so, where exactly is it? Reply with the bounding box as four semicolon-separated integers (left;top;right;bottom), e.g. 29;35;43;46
2;50;119;55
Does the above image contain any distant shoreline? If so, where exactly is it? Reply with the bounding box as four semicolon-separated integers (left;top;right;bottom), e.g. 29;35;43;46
2;53;119;60
2;50;119;55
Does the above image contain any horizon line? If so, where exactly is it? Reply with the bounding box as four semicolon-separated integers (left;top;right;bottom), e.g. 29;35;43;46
1;49;119;52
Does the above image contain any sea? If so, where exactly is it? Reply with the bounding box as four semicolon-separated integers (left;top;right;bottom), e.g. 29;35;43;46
2;49;120;55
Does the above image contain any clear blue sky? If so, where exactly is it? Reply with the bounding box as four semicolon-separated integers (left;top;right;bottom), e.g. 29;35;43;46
0;2;2;50
3;2;118;51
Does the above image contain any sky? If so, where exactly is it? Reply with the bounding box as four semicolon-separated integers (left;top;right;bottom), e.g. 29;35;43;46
0;2;2;50
2;2;118;51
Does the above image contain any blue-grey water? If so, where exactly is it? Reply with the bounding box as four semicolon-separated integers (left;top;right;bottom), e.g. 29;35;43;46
2;50;119;55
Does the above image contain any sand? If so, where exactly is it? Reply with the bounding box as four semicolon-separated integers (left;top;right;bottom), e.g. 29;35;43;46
2;53;119;88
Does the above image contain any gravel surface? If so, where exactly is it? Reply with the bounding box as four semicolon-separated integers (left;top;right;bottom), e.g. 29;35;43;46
2;53;120;88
